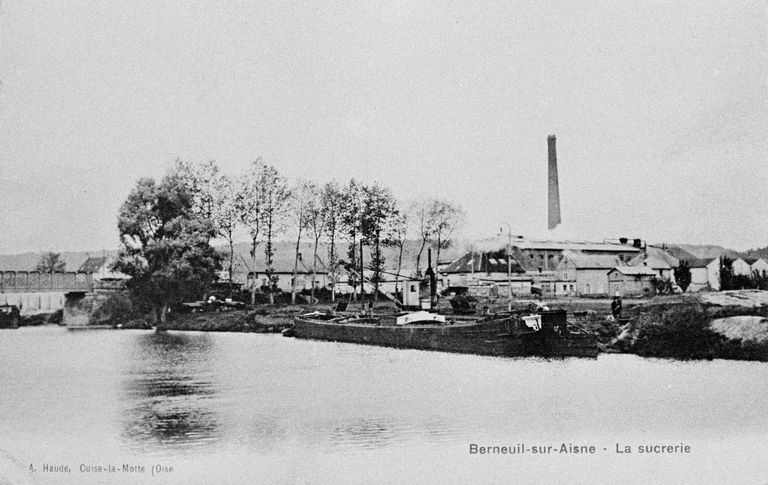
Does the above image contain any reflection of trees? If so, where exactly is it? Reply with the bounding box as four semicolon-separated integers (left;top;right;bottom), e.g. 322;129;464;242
121;332;220;453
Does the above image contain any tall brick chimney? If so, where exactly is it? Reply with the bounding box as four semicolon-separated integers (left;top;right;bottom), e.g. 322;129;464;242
547;135;561;230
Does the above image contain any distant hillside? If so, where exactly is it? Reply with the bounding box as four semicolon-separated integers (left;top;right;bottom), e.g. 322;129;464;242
741;247;768;260
0;250;117;272
668;244;740;260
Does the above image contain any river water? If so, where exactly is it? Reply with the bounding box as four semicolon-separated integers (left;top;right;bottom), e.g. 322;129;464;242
1;326;767;484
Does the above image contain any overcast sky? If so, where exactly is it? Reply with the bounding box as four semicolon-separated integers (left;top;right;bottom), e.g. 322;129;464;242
1;0;765;254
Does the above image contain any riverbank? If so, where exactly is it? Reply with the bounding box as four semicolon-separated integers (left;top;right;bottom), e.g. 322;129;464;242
119;305;308;333
611;290;768;361
66;290;768;362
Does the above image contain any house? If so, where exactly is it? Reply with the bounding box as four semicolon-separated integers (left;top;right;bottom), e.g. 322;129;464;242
731;258;752;277
77;256;128;282
750;258;768;277
440;250;533;295
497;237;641;295
685;258;720;292
607;266;657;297
628;255;674;282
556;251;625;296
510;237;641;272
630;245;680;282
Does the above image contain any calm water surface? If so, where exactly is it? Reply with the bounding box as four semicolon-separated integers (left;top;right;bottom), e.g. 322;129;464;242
1;326;768;484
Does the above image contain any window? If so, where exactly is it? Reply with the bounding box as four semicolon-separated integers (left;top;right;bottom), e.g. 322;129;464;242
570;284;574;291
563;271;569;280
562;284;567;291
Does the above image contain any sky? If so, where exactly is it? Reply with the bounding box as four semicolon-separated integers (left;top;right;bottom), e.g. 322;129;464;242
0;0;766;254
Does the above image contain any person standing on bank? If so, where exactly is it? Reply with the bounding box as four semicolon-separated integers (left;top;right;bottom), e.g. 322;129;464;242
611;293;623;320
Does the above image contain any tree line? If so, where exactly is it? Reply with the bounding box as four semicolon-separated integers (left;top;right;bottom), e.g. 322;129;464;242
113;160;465;321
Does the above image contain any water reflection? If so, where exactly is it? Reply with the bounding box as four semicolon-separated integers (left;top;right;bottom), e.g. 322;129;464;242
120;331;220;454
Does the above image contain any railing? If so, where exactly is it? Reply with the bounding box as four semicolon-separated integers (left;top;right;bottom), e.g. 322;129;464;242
0;271;93;293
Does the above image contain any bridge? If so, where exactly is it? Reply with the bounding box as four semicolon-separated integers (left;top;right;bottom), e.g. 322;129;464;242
0;271;94;314
1;271;93;293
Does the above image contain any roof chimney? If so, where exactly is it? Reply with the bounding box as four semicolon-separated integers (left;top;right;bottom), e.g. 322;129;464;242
547;135;561;230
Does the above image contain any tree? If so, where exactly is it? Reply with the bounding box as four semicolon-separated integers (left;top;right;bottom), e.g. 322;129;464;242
650;276;674;295
174;160;239;283
36;252;66;273
260;165;291;304
290;181;314;305
719;256;735;290
674;261;692;292
360;183;397;301
384;209;408;296
340;179;366;298
428;199;465;270
411;198;432;277
173;159;220;219
321;181;344;301
237;159;267;305
212;174;240;283
304;183;328;304
112;172;223;326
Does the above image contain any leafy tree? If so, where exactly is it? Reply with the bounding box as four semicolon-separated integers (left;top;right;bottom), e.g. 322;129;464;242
753;269;768;290
411;198;432;277
650;276;674;295
173;159;220;219
384;209;408;295
304;183;328;303
360;183;397;301
236;159;267;304
174;159;239;283
428;199;465;270
36;252;66;273
112;173;223;325
410;198;464;278
212;174;241;283
340;179;366;298
674;260;692;292
321;181;344;301
719;256;734;290
290;181;314;304
260;165;291;304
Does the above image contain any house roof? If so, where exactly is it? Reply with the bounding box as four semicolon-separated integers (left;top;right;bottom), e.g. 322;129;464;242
642;246;680;267
441;250;525;274
78;256;108;273
685;257;718;269
559;250;625;269
510;238;641;253
628;255;672;270
609;266;657;276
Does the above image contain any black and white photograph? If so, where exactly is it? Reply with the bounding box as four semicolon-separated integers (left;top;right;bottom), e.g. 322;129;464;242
1;1;767;484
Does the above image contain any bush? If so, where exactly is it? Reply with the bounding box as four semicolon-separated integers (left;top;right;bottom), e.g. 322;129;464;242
92;293;135;325
632;306;724;359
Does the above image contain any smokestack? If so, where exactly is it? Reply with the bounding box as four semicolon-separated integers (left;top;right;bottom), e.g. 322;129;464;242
547;134;561;230
425;248;436;304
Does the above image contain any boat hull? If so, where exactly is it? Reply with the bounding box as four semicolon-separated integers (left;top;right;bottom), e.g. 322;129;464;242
292;315;598;358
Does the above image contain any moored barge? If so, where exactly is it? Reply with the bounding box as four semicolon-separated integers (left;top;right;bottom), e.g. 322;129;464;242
292;309;598;358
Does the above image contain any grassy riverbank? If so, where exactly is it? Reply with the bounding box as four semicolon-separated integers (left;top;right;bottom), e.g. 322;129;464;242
119;305;311;333
611;291;768;361
76;290;768;362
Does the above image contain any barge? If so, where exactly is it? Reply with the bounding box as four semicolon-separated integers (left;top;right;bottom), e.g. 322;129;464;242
292;308;598;358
